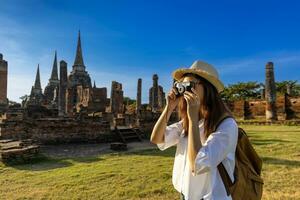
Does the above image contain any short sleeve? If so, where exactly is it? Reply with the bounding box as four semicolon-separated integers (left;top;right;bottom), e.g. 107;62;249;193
157;120;183;151
192;118;238;176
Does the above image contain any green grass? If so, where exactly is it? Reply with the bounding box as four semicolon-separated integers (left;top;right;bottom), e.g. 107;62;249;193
1;125;300;200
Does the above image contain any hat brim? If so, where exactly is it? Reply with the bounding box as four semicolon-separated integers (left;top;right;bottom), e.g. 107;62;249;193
172;68;225;93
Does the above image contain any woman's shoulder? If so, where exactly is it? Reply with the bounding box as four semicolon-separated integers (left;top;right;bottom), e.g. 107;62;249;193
220;117;237;126
217;117;238;134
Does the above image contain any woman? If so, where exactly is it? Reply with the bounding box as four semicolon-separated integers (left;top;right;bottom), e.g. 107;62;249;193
150;61;238;200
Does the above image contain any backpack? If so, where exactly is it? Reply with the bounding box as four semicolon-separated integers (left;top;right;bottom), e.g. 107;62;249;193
214;113;264;200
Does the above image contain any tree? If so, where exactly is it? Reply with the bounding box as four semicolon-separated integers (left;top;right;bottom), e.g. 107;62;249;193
275;80;299;96
123;97;136;105
221;81;261;101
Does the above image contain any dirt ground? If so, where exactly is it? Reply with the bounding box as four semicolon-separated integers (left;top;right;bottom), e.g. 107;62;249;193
40;139;158;158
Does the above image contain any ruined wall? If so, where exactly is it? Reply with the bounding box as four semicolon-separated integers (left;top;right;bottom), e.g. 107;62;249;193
137;110;178;135
226;95;300;120
228;100;244;118
76;85;91;109
0;118;113;144
89;87;108;112
66;88;77;116
248;100;266;117
110;81;124;115
290;97;300;118
149;74;165;112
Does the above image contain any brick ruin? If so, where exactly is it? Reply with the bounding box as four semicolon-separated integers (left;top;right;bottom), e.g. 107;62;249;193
0;33;300;147
109;81;124;116
0;54;8;112
226;62;300;122
0;32;174;145
0;114;112;144
225;95;300;121
149;74;166;112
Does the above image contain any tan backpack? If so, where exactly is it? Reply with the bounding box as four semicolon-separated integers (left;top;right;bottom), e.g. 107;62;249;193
214;113;264;200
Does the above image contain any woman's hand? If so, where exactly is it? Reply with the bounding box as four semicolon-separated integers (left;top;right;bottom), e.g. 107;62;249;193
184;88;201;122
166;88;180;112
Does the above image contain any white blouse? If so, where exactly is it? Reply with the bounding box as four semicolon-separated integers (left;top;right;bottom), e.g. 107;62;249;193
157;117;238;200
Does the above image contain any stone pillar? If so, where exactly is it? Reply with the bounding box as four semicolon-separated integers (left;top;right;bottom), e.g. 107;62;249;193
136;78;142;115
158;85;166;109
152;74;159;112
136;78;142;126
58;60;68;116
265;62;278;121
110;81;124;116
0;53;8;105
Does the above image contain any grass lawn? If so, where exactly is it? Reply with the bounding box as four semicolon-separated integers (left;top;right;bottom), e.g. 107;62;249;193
1;125;300;200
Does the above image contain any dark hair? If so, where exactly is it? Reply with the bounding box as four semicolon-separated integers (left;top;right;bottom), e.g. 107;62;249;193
177;73;233;138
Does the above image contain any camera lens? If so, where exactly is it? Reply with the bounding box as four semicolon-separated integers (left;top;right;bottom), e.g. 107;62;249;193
178;86;185;94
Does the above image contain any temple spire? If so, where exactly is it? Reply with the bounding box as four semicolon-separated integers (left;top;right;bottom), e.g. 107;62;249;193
93;80;96;88
73;30;85;67
50;51;59;81
34;64;42;89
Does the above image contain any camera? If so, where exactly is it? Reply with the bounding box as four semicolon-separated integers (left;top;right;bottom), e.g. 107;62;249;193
173;80;195;97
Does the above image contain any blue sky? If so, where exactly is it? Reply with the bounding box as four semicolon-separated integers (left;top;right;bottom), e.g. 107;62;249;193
1;0;299;103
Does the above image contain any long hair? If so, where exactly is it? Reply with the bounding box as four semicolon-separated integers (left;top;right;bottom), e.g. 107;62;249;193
177;73;233;139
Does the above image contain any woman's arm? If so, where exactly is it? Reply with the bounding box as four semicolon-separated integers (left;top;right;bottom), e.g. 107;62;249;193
188;118;202;174
150;105;173;144
150;88;179;144
183;88;202;174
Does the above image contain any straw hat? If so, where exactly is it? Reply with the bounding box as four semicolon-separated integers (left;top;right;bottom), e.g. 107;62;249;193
172;60;224;93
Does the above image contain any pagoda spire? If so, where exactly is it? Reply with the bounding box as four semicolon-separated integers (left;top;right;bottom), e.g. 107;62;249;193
34;64;42;90
73;30;85;67
50;51;59;81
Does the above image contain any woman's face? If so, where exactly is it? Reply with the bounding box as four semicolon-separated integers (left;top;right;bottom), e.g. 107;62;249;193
182;76;204;104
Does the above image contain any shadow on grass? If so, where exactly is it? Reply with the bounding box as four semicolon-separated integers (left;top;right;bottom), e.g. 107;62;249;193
262;156;300;167
112;147;176;158
251;130;300;133
250;139;292;145
70;156;105;163
4;154;73;171
5;154;105;171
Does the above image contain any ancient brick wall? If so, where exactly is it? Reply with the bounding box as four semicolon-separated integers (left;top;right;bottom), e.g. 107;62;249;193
138;110;178;136
290;97;300;118
89;87;108;112
248;100;265;116
231;100;244;118
227;96;300;120
0;118;113;144
110;81;124;115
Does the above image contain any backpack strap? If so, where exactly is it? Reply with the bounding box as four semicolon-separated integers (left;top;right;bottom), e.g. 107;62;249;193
214;113;235;196
217;161;233;196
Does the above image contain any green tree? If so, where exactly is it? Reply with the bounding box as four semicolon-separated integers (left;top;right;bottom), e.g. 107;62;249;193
123;97;136;105
221;81;261;101
275;80;299;96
